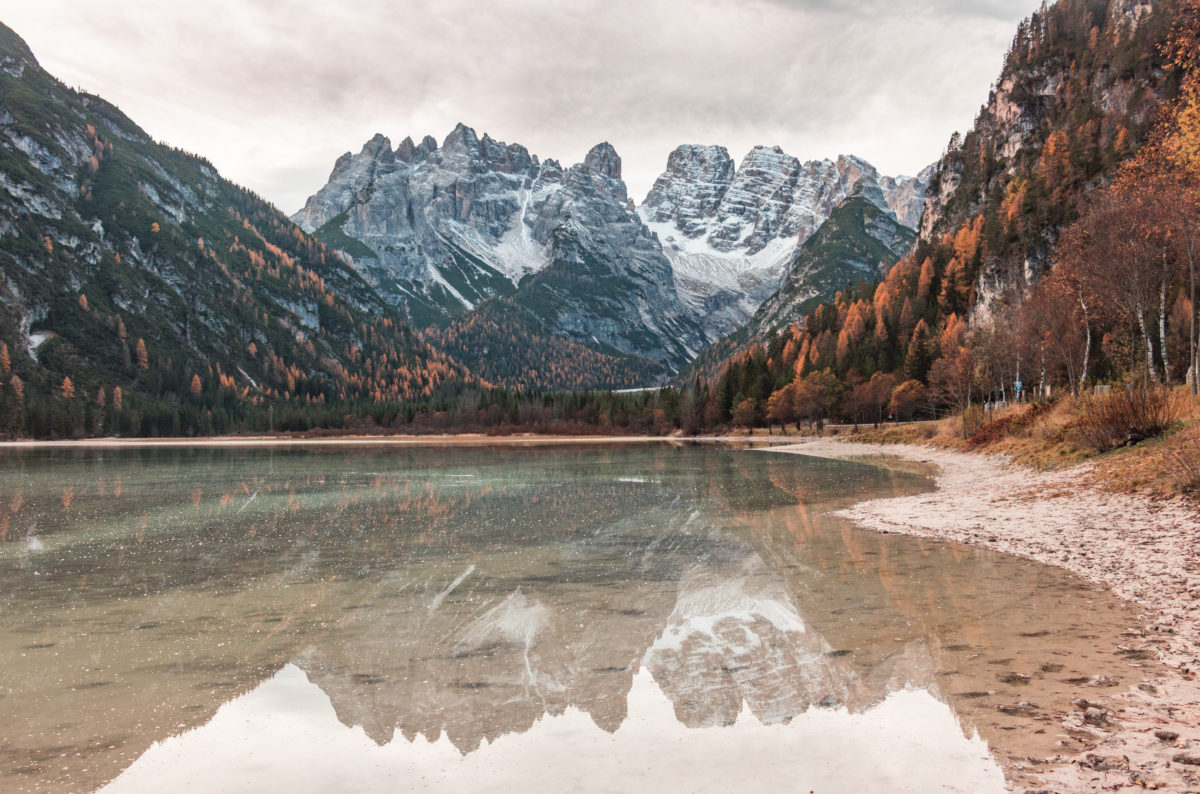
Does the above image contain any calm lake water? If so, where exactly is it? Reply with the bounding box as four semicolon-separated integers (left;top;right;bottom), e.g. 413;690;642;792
0;443;1152;792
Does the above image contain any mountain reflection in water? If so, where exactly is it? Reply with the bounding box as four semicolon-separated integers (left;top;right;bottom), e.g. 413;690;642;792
0;444;1152;793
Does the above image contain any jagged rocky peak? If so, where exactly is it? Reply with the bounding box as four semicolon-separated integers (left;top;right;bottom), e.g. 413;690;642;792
439;122;486;172
362;132;394;163
540;158;564;182
433;123;544;178
638;143;932;343
394;134;437;164
642;145;736;237
292;124;706;372
583;142;622;180
568;142;627;202
327;123;540;180
880;162;937;230
328;133;393;181
642;143;930;257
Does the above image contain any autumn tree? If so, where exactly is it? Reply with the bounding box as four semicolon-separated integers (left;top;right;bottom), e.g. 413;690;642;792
731;397;759;429
843;370;868;426
905;320;934;381
793;369;843;430
1125;13;1200;389
929;346;976;435
136;338;149;370
1025;268;1092;393
866;372;899;425
967;316;1008;403
888;380;928;422
1057;188;1174;382
765;383;796;432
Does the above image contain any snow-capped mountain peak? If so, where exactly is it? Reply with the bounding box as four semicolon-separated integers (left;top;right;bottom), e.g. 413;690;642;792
637;144;931;340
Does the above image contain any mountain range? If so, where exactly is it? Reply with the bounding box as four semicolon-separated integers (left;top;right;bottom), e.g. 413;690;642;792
293;126;931;387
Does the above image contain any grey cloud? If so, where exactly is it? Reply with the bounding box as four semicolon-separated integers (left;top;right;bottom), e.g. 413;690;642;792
6;0;1043;211
763;0;1034;20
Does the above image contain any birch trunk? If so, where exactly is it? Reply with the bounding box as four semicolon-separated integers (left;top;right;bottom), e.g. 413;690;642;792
1160;277;1171;382
1078;289;1091;395
1190;230;1198;395
1138;306;1158;382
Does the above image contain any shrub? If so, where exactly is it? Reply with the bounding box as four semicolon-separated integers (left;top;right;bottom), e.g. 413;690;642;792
961;404;985;438
1074;385;1179;452
967;402;1055;449
1170;437;1200;495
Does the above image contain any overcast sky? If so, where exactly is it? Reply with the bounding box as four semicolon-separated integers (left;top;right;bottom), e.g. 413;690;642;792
6;0;1042;213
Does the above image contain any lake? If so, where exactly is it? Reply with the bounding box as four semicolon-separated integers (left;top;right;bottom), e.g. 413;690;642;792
0;443;1151;792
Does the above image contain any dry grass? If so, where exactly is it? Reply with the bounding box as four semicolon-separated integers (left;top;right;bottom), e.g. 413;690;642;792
1073;385;1180;452
1091;395;1200;499
836;390;1200;503
847;416;965;447
1168;435;1200;496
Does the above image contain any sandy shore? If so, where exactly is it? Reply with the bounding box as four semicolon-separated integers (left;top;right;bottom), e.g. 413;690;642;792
772;439;1200;793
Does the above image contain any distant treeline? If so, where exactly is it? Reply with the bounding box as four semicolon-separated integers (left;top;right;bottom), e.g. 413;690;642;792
0;369;934;440
0;380;696;439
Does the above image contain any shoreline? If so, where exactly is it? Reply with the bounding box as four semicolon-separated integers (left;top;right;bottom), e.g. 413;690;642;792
771;438;1200;793
0;434;786;450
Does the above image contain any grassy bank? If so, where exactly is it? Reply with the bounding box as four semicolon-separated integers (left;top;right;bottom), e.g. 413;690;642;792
827;388;1200;501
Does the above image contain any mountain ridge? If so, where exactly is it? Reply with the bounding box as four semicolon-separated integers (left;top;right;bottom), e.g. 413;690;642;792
294;126;931;384
0;21;470;437
293;125;708;380
640;144;931;340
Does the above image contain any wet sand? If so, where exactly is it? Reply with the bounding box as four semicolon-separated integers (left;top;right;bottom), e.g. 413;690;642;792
772;439;1200;793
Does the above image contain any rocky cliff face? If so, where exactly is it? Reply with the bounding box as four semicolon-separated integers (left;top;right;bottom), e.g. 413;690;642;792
507;143;707;370
677;195;919;384
639;146;929;340
294;123;556;327
296;126;707;374
917;0;1169;259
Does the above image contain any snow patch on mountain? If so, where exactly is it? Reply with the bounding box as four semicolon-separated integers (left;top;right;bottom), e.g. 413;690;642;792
295;126;708;371
639;145;932;341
